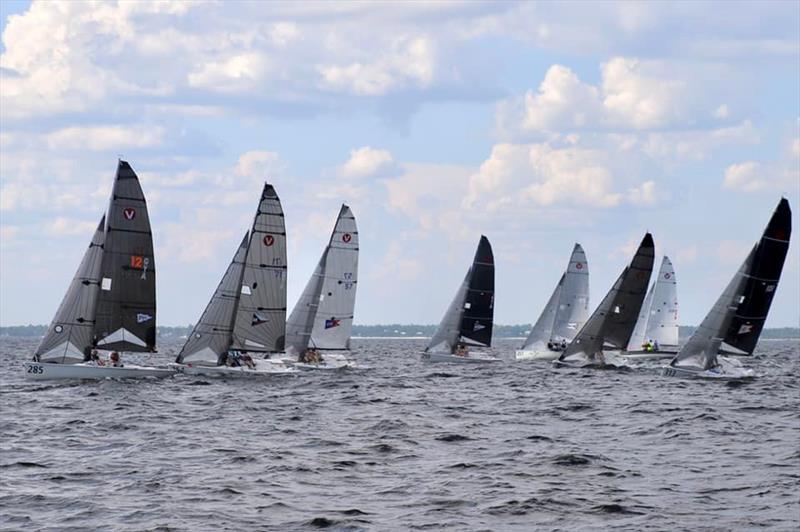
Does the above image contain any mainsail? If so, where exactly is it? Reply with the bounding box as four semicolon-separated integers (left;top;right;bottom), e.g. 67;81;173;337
94;160;157;352
230;184;288;353
670;248;754;371
552;243;590;342
286;204;359;354
34;216;106;363
426;235;494;353
628;256;679;349
558;233;655;365
176;234;249;364
720;198;791;355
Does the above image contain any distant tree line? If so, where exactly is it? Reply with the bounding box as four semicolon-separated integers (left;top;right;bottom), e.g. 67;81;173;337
2;323;798;339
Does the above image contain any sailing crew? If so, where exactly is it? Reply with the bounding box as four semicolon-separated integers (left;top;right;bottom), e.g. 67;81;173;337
454;343;468;357
560;339;567;350
653;340;660;352
227;351;242;367
240;352;256;369
87;349;104;366
109;351;122;367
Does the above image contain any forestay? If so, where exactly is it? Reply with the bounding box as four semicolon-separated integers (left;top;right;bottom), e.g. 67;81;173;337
34;216;106;363
176;234;249;364
558;233;654;365
94;161;157;352
231;184;288;353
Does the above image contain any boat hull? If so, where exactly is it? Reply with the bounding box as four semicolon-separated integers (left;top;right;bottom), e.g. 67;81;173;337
515;349;561;361
662;357;755;380
552;351;629;369
172;359;297;377
422;352;502;363
622;350;678;360
23;362;175;381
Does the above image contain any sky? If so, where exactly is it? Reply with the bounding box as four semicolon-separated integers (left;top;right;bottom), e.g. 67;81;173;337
0;0;798;328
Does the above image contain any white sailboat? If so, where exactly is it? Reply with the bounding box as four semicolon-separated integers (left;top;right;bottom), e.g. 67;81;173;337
23;161;173;380
516;243;589;360
665;198;791;379
553;233;655;369
173;184;296;377
624;256;679;358
284;205;361;371
422;235;501;363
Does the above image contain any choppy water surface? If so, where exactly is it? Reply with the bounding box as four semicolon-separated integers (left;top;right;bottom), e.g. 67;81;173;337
1;337;798;531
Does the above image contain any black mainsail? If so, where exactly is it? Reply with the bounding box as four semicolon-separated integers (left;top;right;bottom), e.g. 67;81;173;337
557;233;655;365
426;235;495;353
720;198;791;355
94;161;157;352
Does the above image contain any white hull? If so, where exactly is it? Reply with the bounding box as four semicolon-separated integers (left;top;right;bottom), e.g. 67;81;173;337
552;351;629;369
422;352;502;364
622;350;677;360
172;359;298;377
515;349;561;361
23;361;175;381
663;356;755;380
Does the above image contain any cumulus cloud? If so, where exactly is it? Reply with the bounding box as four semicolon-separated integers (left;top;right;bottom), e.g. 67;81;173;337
45;217;99;237
45;125;165;151
339;147;399;179
724;161;766;192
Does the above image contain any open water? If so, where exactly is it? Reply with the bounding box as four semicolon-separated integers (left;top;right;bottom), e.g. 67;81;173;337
1;337;798;531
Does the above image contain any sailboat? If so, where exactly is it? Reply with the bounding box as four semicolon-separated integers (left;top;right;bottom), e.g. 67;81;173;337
665;198;791;379
554;233;655;369
174;183;296;376
23;161;173;380
515;243;589;360
624;256;679;358
283;204;361;371
422;235;500;363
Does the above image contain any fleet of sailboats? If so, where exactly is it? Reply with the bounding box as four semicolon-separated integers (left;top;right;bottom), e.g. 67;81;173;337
20;159;793;381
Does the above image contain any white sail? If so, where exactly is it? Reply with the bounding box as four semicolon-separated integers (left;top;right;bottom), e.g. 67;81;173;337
627;282;655;350
551;243;590;342
644;256;679;347
176;234;249;365
285;252;327;356
231;184;288;353
310;205;359;350
34;216;106;364
520;274;562;351
670;248;753;371
426;271;469;353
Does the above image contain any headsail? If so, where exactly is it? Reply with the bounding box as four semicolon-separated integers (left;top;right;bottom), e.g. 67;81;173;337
94;161;157;352
551;243;590;342
721;198;791;355
231;184;288;353
520;274;563;351
176;234;249;364
558;233;654;365
670;247;755;371
310;204;359;350
426;235;494;353
285;251;327;356
628;281;655;350
34;216;106;363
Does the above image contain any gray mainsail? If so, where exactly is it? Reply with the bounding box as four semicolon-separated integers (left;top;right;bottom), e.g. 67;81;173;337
94;161;157;352
176;234;249;364
558;233;655;365
520;274;563;351
231;184;287;353
551;243;590;342
669;247;754;371
34;216;106;363
644;256;679;347
311;205;359;350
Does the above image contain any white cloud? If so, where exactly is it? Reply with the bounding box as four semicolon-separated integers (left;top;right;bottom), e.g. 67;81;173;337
46;217;98;236
339;147;399;180
714;104;730;119
45;125;165;151
724;161;766;192
187;53;271;92
234;150;284;180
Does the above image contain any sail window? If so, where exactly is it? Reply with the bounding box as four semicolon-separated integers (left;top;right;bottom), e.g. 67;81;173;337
613;305;621;314
241;285;252;295
101;278;112;291
736;295;745;304
464;302;472;309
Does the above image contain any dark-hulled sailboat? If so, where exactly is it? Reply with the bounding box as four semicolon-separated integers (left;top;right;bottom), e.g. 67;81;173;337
665;198;791;379
422;235;500;363
554;233;655;368
24;161;172;380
